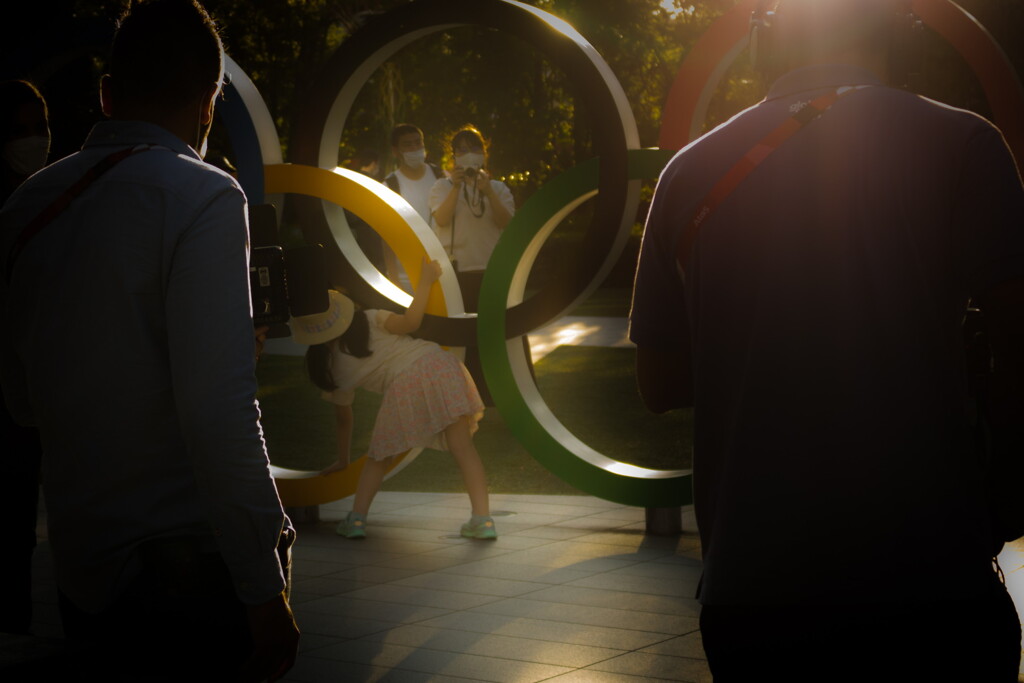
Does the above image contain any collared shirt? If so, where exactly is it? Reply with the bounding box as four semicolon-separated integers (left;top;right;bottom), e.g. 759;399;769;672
631;64;1024;605
0;120;287;611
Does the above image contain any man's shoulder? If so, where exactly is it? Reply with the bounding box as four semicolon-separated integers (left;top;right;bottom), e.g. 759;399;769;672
83;121;244;202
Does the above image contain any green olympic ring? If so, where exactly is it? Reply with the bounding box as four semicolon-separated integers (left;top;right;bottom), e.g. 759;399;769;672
477;148;691;508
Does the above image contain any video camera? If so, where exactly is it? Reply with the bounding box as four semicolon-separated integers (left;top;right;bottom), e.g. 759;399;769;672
248;204;330;338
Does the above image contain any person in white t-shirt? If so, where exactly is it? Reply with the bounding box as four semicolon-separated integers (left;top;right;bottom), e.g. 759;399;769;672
383;123;441;224
429;125;514;298
428;126;517;404
380;124;442;286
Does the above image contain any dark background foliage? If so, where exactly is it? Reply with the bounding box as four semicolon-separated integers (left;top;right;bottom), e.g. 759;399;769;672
3;0;1022;288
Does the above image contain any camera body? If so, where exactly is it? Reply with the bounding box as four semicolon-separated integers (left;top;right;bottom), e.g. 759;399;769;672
248;204;329;336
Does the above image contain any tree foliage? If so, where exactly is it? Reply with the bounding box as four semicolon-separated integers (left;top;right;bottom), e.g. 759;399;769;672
4;0;1022;202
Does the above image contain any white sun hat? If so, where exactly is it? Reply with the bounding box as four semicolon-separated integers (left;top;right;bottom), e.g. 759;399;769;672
290;290;356;346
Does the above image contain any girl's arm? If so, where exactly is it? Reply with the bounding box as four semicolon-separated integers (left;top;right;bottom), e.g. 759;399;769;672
384;258;442;336
320;404;354;475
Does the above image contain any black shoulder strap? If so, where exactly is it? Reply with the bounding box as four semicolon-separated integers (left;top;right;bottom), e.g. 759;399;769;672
674;86;869;276
5;145;152;283
384;172;400;193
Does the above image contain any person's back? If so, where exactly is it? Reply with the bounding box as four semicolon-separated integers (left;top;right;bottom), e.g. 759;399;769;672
631;0;1024;678
662;70;1013;604
0;1;298;678
2;122;263;608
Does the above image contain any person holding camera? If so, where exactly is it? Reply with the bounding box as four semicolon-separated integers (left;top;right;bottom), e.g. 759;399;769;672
429;126;515;403
0;1;298;679
429;125;514;310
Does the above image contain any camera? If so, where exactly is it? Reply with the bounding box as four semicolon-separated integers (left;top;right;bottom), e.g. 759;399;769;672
463;166;478;180
248;204;329;337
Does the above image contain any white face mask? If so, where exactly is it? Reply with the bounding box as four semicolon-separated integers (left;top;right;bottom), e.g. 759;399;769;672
455;152;484;171
402;148;426;169
4;135;50;176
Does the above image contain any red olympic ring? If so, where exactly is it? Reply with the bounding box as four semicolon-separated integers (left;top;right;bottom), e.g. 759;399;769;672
659;0;1024;171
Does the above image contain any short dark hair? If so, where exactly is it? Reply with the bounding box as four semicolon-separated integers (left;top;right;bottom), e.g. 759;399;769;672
390;123;423;148
108;0;223;111
0;80;47;145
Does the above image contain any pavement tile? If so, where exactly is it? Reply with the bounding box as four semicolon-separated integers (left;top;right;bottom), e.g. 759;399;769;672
505;526;594;541
291;558;359;578
550;517;643;531
485;511;581;528
585;651;713;682
293;546;405;566
639;632;706;659
312;640;573;682
343;583;504;611
376;554;479;572
393;571;551;598
543;672;681;683
438;558;602;585
352;623;626;668
487;501;627;518
608;558;703;578
296;632;350;654
290;576;379;597
384;502;479;520
468;597;700;634
583;508;648;522
282;656;475;682
485;545;656;572
326;565;428;584
422;542;526;561
419;611;671;651
366;514;472;533
488;493;614;508
524;585;700;617
289;609;398;639
574;530;695;552
565;571;702;600
297;595;454;623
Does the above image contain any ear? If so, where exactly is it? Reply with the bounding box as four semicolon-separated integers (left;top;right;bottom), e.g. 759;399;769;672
199;82;219;126
99;74;114;118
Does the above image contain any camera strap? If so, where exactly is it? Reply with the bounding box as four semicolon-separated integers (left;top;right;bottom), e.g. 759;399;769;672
5;144;156;283
674;85;870;276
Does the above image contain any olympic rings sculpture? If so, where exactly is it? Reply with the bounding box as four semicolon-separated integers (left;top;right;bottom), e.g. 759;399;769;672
5;0;1020;508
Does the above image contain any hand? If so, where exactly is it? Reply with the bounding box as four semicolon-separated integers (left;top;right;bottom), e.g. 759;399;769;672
239;592;299;682
450;166;467;187
319;459;349;476
254;325;270;363
472;168;491;191
421;257;442;285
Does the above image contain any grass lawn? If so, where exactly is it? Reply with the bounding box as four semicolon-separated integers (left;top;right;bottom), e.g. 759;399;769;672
255;307;692;495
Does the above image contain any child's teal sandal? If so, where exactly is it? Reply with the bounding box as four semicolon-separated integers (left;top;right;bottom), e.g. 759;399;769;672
461;515;497;540
337;511;367;539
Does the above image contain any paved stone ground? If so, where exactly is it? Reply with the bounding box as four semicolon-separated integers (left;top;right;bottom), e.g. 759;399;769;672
6;315;1024;680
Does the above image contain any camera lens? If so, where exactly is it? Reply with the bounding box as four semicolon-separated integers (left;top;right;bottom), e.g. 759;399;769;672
464;167;477;179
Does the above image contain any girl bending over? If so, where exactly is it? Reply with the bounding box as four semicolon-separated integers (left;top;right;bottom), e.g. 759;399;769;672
292;259;495;539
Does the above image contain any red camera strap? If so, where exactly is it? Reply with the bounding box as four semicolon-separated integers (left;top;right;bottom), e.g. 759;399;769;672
674;86;868;275
5;144;155;282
